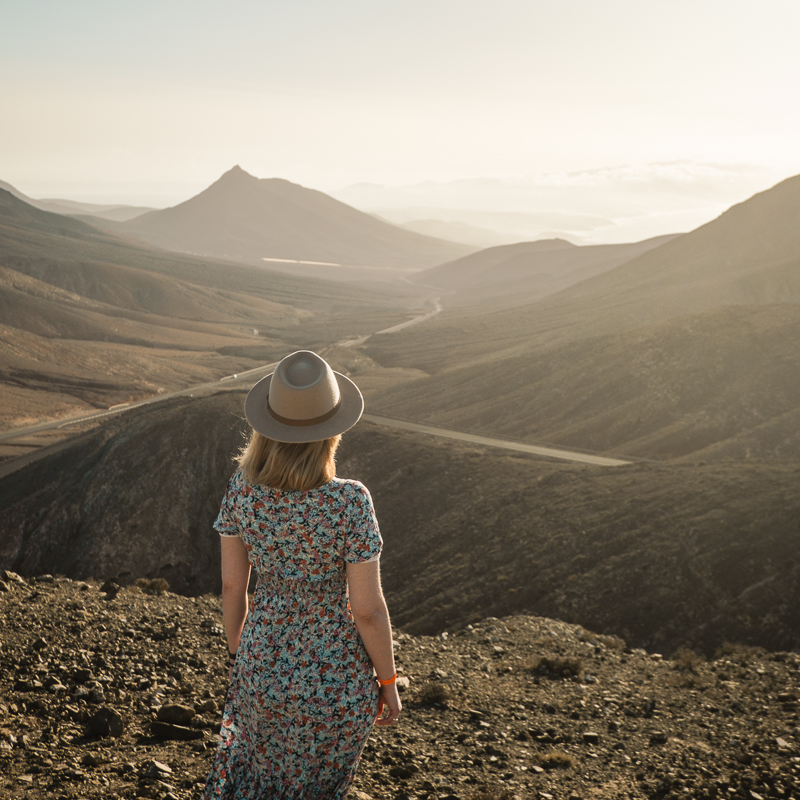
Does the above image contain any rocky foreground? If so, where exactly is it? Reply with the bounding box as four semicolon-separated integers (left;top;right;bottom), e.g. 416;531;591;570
1;572;800;800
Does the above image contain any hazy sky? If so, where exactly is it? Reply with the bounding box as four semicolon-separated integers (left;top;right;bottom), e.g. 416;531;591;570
2;0;799;231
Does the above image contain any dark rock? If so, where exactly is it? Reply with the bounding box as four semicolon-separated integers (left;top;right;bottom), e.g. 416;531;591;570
86;706;124;738
100;579;121;599
156;703;196;725
82;752;104;768
649;731;668;745
388;764;418;780
140;759;173;778
582;731;600;745
73;667;93;683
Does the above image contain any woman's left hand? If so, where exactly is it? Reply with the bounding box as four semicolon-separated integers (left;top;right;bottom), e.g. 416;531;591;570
376;683;402;726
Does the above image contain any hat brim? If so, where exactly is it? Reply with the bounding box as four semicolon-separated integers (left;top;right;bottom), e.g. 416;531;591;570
244;370;364;443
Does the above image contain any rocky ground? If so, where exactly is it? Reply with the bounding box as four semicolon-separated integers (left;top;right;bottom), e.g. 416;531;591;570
2;572;800;800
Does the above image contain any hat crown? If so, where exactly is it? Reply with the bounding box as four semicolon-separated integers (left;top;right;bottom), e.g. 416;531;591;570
268;351;340;422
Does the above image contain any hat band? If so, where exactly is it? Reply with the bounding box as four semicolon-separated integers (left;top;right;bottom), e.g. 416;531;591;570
267;398;342;427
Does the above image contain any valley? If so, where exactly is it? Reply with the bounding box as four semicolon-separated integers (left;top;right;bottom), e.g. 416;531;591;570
1;169;799;665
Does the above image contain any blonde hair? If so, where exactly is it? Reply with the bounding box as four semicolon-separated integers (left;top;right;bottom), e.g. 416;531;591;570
238;431;341;491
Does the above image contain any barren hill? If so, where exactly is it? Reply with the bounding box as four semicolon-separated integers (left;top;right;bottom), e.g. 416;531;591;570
0;189;422;430
362;175;800;460
414;235;679;309
119;166;473;272
2;389;799;657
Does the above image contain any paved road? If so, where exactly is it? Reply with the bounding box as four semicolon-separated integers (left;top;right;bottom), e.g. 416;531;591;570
0;363;279;445
362;414;632;466
338;297;443;347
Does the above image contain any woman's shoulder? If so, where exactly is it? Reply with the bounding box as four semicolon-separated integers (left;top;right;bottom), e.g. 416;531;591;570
326;477;371;497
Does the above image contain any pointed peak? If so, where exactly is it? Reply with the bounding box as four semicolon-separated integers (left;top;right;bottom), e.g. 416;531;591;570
218;165;257;182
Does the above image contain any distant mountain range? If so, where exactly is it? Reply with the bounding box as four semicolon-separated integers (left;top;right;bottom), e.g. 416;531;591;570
414;234;680;308
0;179;151;221
116;166;473;272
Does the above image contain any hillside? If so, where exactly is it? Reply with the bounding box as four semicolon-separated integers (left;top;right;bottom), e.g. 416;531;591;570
360;175;800;459
0;188;422;430
3;578;800;800
414;235;678;309
119;166;474;273
2;389;799;657
358;303;800;460
369;173;800;365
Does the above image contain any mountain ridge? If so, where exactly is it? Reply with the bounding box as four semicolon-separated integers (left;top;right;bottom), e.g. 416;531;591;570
361;173;800;459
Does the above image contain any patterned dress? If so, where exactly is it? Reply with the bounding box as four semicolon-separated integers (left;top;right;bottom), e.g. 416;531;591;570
201;470;382;800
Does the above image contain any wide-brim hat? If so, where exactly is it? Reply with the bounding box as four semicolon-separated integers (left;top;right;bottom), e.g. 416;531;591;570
244;350;364;443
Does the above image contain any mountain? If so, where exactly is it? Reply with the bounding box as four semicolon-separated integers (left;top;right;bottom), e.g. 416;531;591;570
0;188;423;431
119;166;474;272
413;234;679;308
37;198;153;221
361;174;800;459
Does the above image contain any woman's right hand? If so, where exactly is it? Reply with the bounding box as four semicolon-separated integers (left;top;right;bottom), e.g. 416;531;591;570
376;682;402;726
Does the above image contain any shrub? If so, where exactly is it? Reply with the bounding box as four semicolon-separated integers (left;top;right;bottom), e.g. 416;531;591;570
671;647;706;673
538;750;574;770
415;681;450;707
135;578;170;596
714;642;766;663
530;656;583;679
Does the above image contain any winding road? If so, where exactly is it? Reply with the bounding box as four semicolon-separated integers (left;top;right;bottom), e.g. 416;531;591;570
0;298;633;472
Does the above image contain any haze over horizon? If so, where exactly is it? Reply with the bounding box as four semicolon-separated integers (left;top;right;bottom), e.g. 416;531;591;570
2;0;799;242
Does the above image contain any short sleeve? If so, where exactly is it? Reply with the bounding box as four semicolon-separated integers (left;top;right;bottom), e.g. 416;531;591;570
343;483;382;563
214;471;243;538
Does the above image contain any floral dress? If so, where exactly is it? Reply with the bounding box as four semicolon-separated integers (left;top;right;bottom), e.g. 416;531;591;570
201;470;382;800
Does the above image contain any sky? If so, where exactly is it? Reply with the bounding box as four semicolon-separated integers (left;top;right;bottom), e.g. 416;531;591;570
2;0;799;241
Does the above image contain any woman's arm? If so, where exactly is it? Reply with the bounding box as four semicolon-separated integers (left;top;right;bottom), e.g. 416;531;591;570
220;536;252;675
346;559;402;725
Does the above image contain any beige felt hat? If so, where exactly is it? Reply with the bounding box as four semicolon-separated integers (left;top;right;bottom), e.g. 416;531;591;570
244;350;364;443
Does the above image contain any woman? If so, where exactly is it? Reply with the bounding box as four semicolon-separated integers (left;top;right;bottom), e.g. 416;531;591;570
202;350;401;800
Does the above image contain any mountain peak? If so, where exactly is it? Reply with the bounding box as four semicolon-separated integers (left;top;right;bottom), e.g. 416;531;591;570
218;165;256;182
